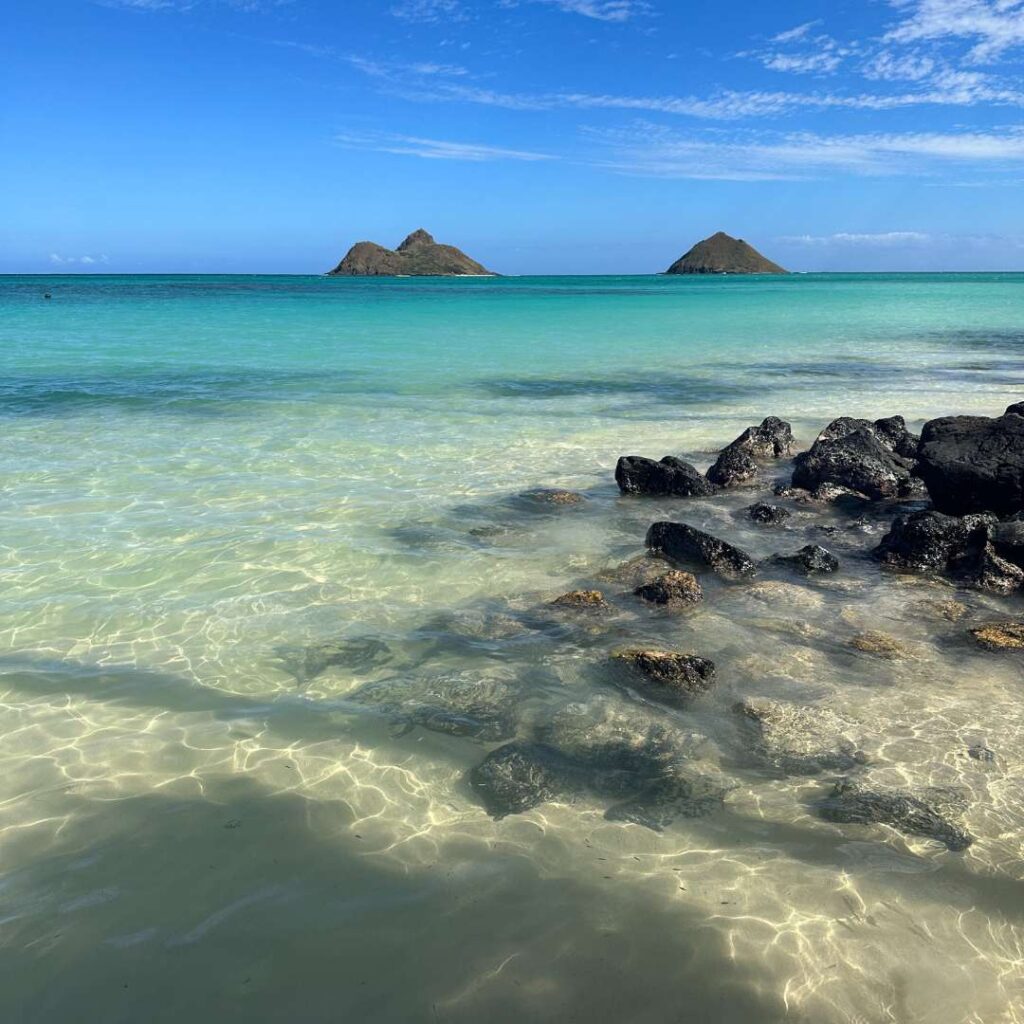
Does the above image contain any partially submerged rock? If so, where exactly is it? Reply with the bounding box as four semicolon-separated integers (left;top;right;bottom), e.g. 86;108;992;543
552;589;609;610
746;502;791;525
615;455;717;497
611;648;717;705
646;521;758;578
726;416;795;458
705;446;758;488
873;510;991;572
792;422;916;500
873;510;1023;593
633;570;703;607
970;621;1024;650
917;413;1024;516
772;544;839;575
850;631;905;660
517;488;586;508
817;779;973;851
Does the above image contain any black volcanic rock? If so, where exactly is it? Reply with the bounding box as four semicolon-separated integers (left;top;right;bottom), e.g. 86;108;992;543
726;416;796;458
665;232;787;275
917;413;1024;516
615;455;717;497
646;522;757;578
792;423;916;500
706;446;758;488
773;544;839;575
328;228;494;277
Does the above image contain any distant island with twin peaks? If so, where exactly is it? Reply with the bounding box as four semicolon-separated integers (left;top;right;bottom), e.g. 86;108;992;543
327;229;788;277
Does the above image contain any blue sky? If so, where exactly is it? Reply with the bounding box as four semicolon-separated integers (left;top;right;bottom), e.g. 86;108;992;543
3;0;1024;272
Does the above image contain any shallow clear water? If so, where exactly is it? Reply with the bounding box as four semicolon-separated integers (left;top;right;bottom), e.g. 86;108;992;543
2;273;1024;1022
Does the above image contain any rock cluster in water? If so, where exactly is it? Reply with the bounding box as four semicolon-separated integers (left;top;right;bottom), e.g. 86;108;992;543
293;400;1024;847
328;228;495;277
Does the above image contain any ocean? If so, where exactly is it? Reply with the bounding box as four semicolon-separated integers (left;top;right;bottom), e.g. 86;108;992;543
1;272;1023;1022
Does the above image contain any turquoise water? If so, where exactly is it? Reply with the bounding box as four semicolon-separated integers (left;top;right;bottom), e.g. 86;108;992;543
1;274;1024;1022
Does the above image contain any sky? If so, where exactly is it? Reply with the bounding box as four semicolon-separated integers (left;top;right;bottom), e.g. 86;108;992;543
3;0;1024;273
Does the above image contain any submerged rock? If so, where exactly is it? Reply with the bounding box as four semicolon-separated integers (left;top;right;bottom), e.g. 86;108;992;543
772;544;839;575
850;631;906;660
516;487;587;508
792;422;916;500
734;699;867;775
615;456;717;497
817;779;973;851
646;521;758;578
473;703;728;829
705;446;758;488
746;502;791;525
277;637;393;686
917;413;1024;516
920;599;968;622
967;743;995;762
551;589;610;610
970;621;1024;650
633;570;703;607
611;648;717;705
471;742;584;817
346;672;519;741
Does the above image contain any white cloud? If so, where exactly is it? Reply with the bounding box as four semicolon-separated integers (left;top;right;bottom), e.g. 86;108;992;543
762;50;844;74
771;21;819;43
49;253;110;265
390;0;465;21
585;123;1024;180
521;0;650;20
336;131;555;161
782;231;932;245
885;0;1024;62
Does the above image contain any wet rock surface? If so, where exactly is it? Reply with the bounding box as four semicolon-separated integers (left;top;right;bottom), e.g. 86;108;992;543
516;488;587;508
850;631;906;659
746;502;791;525
552;589;610;610
611;648;717;705
633;570;703;607
817;780;973;851
646;521;758;578
706;446;758;488
616;455;716;497
970;621;1024;650
792;422;917;500
772;544;839;575
917;413;1024;516
726;416;795;458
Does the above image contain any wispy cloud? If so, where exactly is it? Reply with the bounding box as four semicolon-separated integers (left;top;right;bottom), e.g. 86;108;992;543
345;48;1024;119
585;122;1024;180
389;0;465;21
49;253;110;265
507;0;651;21
781;231;932;245
885;0;1024;63
336;130;555;161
